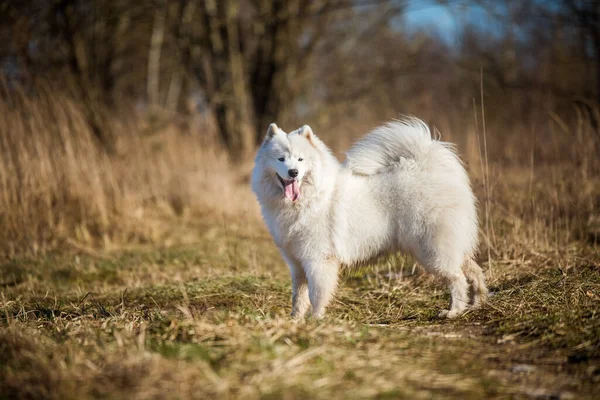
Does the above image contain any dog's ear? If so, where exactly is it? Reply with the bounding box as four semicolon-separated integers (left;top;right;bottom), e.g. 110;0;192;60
299;125;316;145
265;123;282;141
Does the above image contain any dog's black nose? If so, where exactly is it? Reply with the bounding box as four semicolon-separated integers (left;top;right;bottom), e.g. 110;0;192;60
288;169;298;178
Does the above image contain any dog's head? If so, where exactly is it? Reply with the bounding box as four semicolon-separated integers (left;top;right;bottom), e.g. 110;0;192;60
253;123;322;202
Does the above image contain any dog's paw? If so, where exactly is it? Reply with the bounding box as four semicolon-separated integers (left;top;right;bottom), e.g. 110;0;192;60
470;300;483;310
290;313;305;323
438;309;462;319
308;311;326;320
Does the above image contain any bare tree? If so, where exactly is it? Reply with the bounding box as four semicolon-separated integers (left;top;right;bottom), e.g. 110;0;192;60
172;0;330;156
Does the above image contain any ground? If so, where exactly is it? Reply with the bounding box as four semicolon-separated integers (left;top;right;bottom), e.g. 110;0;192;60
1;216;598;400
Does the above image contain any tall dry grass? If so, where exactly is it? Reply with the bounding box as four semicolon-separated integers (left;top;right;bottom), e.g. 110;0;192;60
0;86;257;258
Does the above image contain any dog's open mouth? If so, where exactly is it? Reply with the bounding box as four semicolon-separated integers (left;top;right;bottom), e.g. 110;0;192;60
277;174;300;201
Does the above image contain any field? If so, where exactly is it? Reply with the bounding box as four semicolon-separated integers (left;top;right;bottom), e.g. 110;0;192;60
2;215;599;399
1;94;600;399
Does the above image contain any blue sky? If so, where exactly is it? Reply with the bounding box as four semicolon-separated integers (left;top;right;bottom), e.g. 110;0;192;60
400;1;503;45
404;2;458;37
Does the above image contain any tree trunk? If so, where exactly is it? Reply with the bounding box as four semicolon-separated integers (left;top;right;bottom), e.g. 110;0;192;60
594;2;600;103
148;6;166;108
202;0;254;158
54;0;116;154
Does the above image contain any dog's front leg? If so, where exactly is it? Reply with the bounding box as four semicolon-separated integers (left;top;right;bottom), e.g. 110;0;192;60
304;258;339;319
282;252;310;320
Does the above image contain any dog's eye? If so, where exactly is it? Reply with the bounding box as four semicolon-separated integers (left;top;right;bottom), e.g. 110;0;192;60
278;157;285;162
298;158;304;162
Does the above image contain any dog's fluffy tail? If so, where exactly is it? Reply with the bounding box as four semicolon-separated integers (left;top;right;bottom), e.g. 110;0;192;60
344;117;456;176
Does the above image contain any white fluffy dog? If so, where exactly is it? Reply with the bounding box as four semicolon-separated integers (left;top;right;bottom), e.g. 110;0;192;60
251;118;487;319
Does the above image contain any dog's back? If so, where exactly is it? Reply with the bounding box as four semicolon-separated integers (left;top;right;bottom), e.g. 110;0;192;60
341;118;479;259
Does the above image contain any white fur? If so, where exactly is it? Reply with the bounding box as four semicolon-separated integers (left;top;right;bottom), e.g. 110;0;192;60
251;118;487;319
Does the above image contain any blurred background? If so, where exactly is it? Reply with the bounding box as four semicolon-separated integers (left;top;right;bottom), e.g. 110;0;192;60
0;0;598;257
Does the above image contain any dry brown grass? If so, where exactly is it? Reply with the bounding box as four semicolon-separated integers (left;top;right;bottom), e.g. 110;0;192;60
0;88;258;258
0;90;599;399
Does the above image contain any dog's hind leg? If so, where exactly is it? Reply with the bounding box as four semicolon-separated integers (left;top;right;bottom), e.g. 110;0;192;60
415;243;469;318
462;258;488;308
438;271;470;319
284;254;311;320
305;258;339;319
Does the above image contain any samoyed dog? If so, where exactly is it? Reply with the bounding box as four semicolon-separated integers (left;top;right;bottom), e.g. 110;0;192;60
251;118;487;319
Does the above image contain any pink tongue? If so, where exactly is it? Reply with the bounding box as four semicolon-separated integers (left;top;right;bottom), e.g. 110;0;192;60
284;181;300;201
